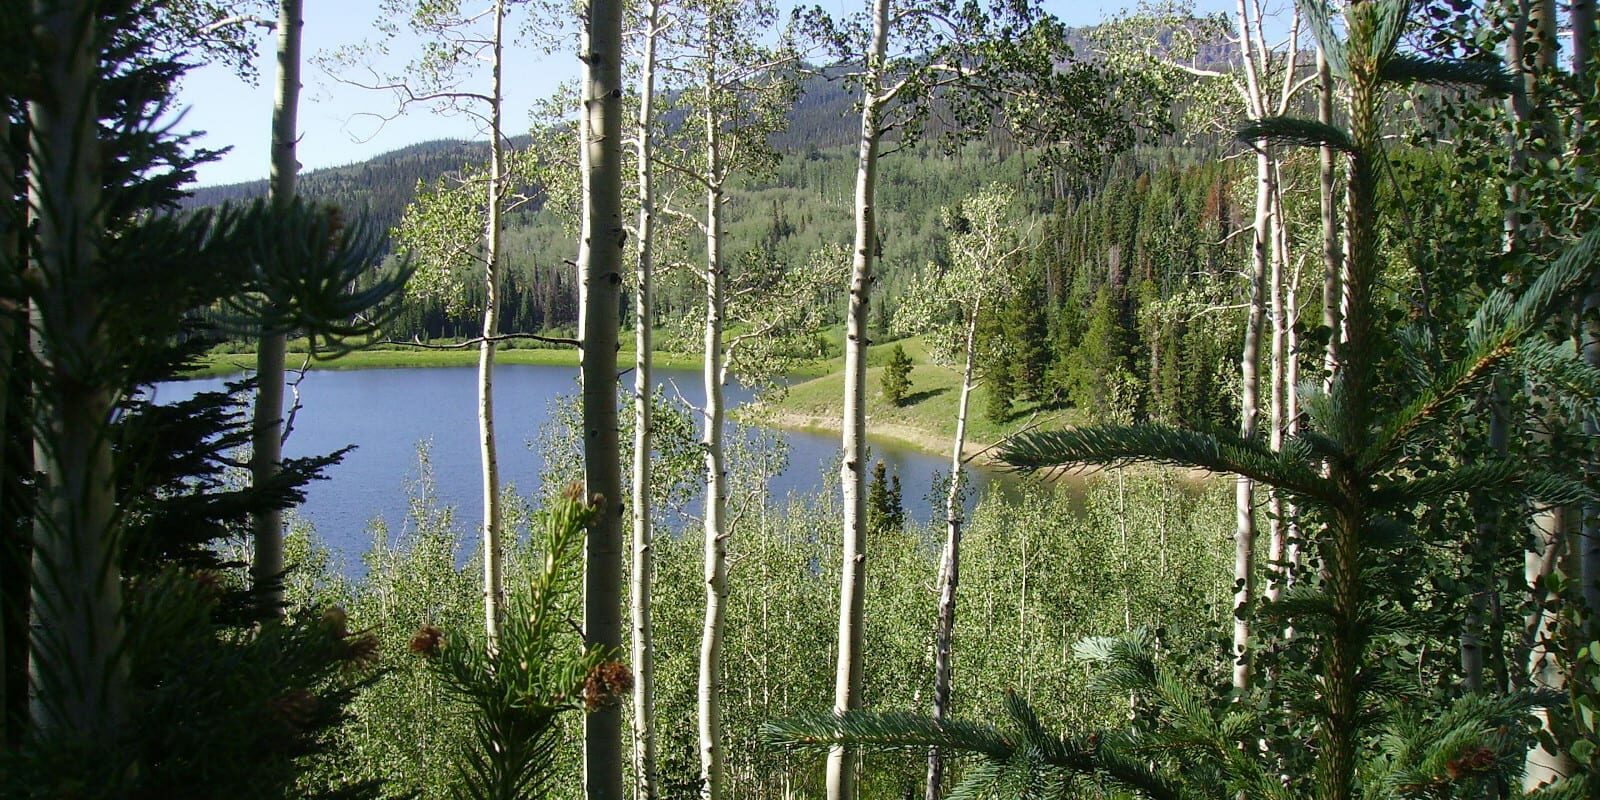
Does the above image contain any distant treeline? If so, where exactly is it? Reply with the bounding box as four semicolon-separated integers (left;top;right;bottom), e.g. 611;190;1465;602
183;69;1255;377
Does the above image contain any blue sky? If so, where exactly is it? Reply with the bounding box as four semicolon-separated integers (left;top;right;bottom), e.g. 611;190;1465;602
175;0;1245;187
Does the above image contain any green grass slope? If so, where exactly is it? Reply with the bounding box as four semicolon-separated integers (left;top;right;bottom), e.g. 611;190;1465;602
757;336;1082;461
189;342;700;378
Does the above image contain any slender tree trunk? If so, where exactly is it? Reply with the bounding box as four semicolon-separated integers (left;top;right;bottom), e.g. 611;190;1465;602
250;0;303;614
1018;527;1029;696
1467;0;1534;700
1523;498;1572;787
1265;165;1287;606
577;83;591;340
580;0;626;794
27;0;126;745
1283;207;1301;599
478;0;508;650
1317;13;1380;795
1317;48;1343;391
1118;471;1131;633
1465;386;1510;693
1232;0;1269;695
1516;0;1576;784
698;61;730;800
630;2;663;795
926;303;980;800
1234;144;1269;693
829;2;888;798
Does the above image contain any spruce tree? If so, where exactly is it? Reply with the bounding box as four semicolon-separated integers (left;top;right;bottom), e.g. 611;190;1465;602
866;460;894;534
250;0;302;616
5;1;404;792
881;344;913;407
984;362;1014;424
1007;253;1052;402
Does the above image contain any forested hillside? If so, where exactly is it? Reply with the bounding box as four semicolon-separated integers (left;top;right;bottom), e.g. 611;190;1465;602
183;68;870;224
9;1;1600;799
183;137;527;230
187;101;1245;388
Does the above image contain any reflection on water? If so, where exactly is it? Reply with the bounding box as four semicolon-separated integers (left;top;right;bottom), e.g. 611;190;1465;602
158;364;1021;567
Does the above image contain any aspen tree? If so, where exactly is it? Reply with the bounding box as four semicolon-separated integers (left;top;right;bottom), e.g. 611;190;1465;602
892;185;1031;799
341;0;525;648
629;1;667;793
1091;0;1309;691
831;7;887;792
1515;0;1577;785
1317;43;1342;388
651;8;815;789
1230;0;1307;693
579;0;627;794
250;0;302;615
696;18;734;795
797;2;1070;793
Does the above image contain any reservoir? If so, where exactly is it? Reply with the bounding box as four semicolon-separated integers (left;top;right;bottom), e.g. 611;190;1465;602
159;364;1013;567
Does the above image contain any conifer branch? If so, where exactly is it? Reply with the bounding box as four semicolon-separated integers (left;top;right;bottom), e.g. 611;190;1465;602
1000;424;1333;504
1237;116;1355;154
1380;54;1515;94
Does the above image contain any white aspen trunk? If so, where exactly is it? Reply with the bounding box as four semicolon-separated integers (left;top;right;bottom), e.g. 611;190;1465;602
1018;528;1029;697
1118;470;1131;633
28;0;126;742
698;60;730;800
1457;0;1530;697
1233;145;1269;694
479;0;507;650
1467;0;1535;698
1519;0;1576;784
1524;501;1573;788
1232;0;1269;696
759;561;773;800
251;0;303;613
1265;166;1287;606
1308;39;1336;657
630;2;662;795
1284;225;1301;597
829;1;888;797
581;0;627;793
926;301;979;800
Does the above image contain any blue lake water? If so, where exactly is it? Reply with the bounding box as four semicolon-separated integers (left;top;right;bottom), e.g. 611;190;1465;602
158;364;1009;565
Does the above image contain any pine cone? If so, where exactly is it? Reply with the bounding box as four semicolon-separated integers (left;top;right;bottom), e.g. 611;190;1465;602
582;661;634;711
408;624;445;657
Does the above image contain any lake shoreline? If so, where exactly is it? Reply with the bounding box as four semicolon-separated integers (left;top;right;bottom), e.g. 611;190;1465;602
193;348;1013;470
751;406;1204;485
749;407;996;468
192;345;1208;483
189;346;704;378
164;364;1005;549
